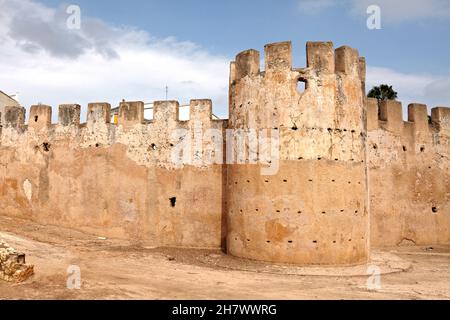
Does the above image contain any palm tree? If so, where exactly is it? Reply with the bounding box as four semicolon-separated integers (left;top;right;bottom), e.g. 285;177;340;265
367;84;398;101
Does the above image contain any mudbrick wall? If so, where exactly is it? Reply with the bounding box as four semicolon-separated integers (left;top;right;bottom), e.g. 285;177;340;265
0;40;448;266
227;41;369;265
367;99;450;246
0;100;227;249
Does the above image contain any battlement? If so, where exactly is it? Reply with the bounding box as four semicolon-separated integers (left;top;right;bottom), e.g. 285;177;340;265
0;100;225;130
59;104;81;126
231;41;363;81
0;39;448;266
2;106;25;128
367;98;450;136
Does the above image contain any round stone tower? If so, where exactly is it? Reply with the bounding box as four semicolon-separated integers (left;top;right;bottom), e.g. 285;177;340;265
226;41;369;265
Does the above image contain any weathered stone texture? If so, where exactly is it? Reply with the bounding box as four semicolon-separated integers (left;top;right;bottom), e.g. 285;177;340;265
0;40;448;266
368;98;450;246
0;99;227;249
227;41;369;265
0;240;34;282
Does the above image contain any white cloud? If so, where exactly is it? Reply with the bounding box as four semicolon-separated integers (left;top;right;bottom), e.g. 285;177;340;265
0;0;230;121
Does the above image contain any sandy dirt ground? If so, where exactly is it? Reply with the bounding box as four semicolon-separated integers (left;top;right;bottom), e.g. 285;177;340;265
0;215;449;300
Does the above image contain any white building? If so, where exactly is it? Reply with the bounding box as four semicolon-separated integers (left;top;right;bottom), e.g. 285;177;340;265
0;91;20;125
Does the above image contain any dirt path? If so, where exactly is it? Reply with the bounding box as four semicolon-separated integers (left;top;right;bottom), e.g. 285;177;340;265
0;215;449;300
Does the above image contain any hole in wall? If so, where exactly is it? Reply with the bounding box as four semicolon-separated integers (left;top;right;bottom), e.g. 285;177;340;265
373;144;378;150
291;124;298;131
283;179;288;183
150;143;157;150
42;142;51;152
296;77;307;94
420;146;425;152
313;240;318;244
288;240;293;244
95;143;100;148
34;115;38;122
266;240;271;244
432;207;438;213
403;146;407;152
169;197;177;207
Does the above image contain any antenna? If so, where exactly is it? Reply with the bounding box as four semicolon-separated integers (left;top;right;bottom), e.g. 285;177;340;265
165;85;168;101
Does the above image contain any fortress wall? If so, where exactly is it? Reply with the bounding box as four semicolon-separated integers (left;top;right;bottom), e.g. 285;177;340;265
227;41;369;265
367;99;450;246
0;100;227;248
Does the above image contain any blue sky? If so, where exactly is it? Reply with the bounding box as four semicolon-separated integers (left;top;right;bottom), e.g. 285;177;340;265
38;0;450;74
1;0;450;119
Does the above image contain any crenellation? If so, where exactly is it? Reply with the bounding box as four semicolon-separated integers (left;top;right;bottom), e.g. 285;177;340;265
264;41;292;72
367;98;379;131
58;104;81;127
306;41;334;74
358;57;366;82
118;101;145;127
235;49;260;81
153;100;180;123
29;105;52;131
189;99;212;124
335;45;359;76
368;99;450;246
229;61;237;85
87;102;111;124
431;107;450;134
3;106;25;128
379;100;403;134
407;103;429;133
